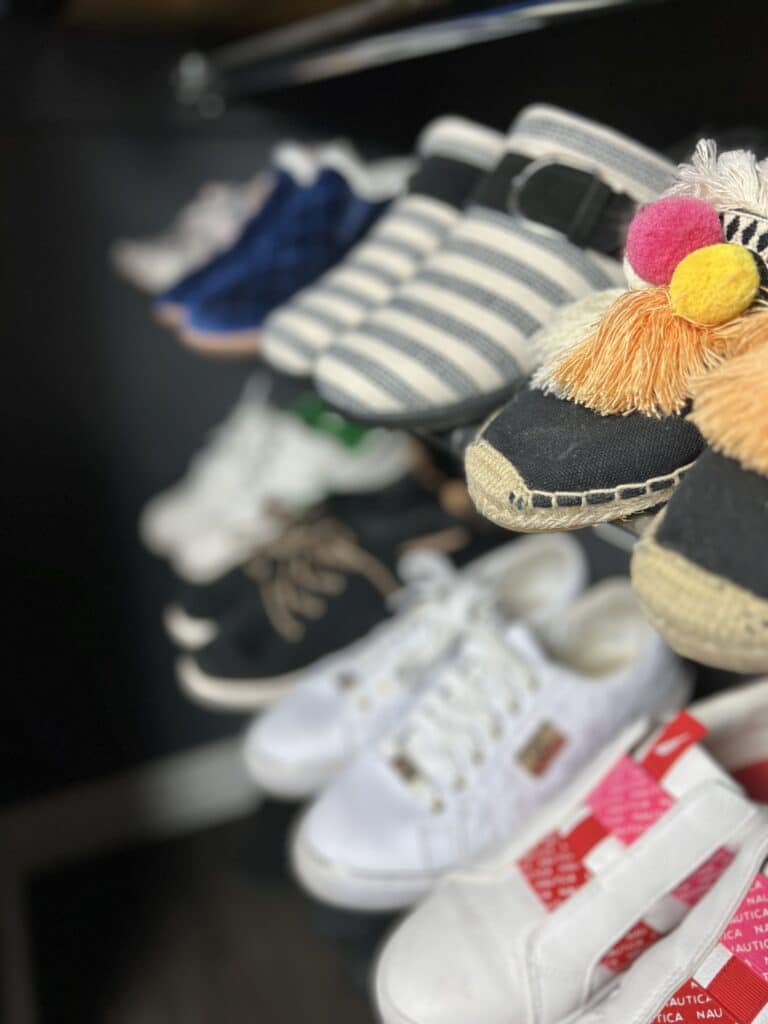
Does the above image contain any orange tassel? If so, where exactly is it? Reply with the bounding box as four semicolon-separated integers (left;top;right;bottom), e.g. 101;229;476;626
690;319;768;476
548;288;745;417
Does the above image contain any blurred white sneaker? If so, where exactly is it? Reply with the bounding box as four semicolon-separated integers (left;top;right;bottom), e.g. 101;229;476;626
291;579;691;912
243;534;588;800
170;421;412;584
374;678;768;1024
138;375;274;557
110;173;274;293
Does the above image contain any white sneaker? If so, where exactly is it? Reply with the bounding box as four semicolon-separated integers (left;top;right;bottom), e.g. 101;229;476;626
243;534;589;800
110;173;274;293
170;420;411;584
138;375;275;557
373;678;768;1024
291;579;690;912
572;783;768;1023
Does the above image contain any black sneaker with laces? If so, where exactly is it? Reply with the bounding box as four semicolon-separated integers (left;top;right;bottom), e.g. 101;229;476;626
174;474;503;711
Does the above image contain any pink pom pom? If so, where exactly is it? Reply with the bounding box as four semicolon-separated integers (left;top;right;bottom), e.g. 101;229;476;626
624;196;723;286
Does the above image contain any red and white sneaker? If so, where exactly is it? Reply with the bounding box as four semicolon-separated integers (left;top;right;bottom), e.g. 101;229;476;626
574;809;768;1024
374;679;768;1024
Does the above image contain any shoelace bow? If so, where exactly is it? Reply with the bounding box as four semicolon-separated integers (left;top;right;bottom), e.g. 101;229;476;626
334;559;474;709
388;627;538;809
244;516;399;642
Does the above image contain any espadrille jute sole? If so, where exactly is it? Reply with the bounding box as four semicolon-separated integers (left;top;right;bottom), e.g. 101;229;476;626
632;522;768;674
465;438;694;533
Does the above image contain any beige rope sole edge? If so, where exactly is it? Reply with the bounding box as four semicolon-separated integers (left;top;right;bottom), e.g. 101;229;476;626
632;520;768;674
465;439;687;533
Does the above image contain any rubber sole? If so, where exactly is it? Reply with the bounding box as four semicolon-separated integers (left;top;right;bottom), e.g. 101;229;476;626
179;323;263;358
163;604;218;650
153;301;186;328
176;655;296;711
632;521;768;674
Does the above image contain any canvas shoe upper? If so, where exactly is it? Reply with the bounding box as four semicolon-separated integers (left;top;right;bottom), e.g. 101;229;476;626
110;172;274;293
314;104;675;431
631;331;768;674
260;116;506;377
169;418;411;585
291;579;690;912
180;149;413;351
138;374;274;558
175;475;502;710
466;141;768;533
374;678;768;1024
152;143;319;325
243;534;588;800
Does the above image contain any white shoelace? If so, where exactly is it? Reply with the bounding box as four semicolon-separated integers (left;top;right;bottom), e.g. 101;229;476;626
387;626;537;803
334;555;468;712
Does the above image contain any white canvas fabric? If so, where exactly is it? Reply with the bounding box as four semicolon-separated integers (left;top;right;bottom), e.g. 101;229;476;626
291;579;690;912
261;117;506;377
139;374;411;582
313;104;676;429
243;534;588;799
373;678;768;1024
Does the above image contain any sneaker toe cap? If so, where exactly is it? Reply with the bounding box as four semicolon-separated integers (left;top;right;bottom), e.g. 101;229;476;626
296;753;428;877
375;883;523;1024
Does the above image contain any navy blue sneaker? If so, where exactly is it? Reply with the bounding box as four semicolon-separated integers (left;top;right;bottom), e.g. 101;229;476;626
153;157;310;328
169;149;409;357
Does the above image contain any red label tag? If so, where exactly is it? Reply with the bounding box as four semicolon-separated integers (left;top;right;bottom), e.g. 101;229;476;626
709;955;768;1023
641;712;708;781
517;831;590;911
654;979;738;1024
602;920;661;974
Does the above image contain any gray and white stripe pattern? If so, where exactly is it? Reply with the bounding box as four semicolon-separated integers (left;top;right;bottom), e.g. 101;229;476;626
261;195;456;375
261;117;506;377
722;210;768;300
314;207;625;425
313;107;675;427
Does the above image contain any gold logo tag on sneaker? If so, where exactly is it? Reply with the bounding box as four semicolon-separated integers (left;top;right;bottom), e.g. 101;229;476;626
517;722;567;776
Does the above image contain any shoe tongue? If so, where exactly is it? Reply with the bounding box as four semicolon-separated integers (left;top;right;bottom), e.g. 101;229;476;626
395;548;457;596
508;103;675;203
499;621;549;666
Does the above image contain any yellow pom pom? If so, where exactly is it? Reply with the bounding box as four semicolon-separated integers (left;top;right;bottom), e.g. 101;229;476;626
669;243;760;325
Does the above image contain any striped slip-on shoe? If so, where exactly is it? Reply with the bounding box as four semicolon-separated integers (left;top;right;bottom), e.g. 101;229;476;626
314;104;675;430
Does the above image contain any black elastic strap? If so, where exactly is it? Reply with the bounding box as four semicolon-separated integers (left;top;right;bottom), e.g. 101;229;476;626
470;151;636;257
406;155;488;210
517;164;635;256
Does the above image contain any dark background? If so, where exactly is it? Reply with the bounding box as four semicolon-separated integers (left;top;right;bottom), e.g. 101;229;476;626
2;2;766;1019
